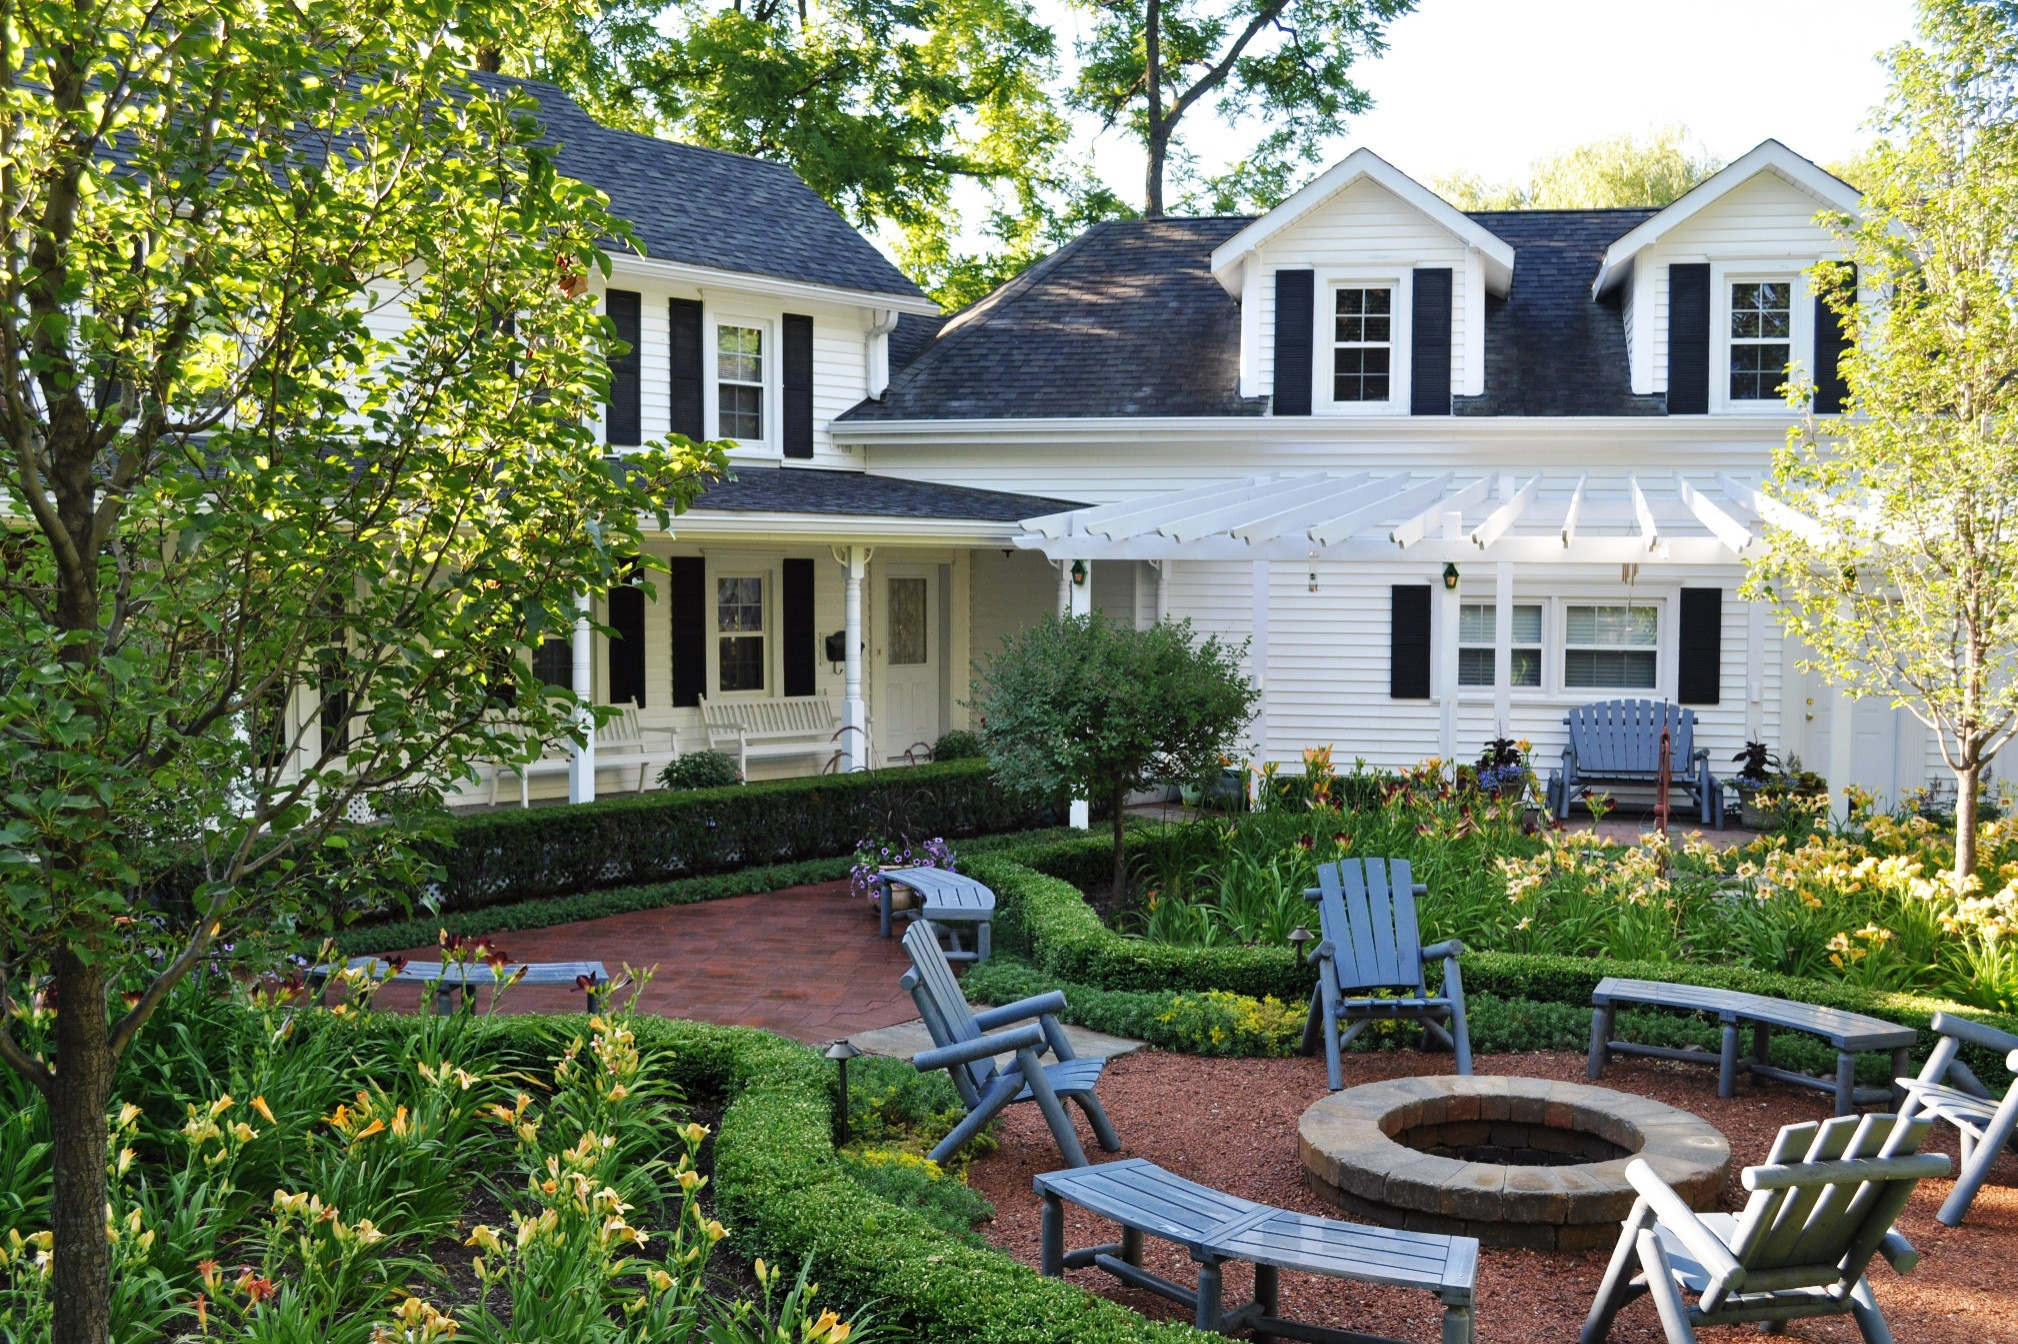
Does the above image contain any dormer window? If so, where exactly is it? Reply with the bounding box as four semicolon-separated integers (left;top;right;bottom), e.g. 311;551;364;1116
717;324;765;440
1333;287;1392;402
1728;282;1791;400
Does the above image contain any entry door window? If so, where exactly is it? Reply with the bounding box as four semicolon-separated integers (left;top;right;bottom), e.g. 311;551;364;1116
717;576;765;691
888;577;927;665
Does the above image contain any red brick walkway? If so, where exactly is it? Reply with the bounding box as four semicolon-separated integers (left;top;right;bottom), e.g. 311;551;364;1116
371;880;918;1043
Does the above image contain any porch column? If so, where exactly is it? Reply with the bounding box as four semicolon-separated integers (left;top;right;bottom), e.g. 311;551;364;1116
1438;513;1463;772
1249;560;1269;801
842;546;869;772
568;591;596;804
1493;561;1513;732
1154;559;1170;622
1067;558;1091;828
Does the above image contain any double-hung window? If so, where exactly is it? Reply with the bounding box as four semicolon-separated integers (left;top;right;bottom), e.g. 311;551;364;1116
1729;282;1791;401
532;637;573;688
1333;287;1392;402
1457;603;1542;688
717;576;765;692
717;325;764;440
1563;604;1658;689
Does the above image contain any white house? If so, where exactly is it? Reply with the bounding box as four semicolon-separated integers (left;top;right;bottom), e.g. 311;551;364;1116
372;79;1916;813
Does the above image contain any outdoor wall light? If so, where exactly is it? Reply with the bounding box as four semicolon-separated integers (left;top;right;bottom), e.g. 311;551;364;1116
1308;550;1319;594
1070;559;1088;587
1442;562;1460;591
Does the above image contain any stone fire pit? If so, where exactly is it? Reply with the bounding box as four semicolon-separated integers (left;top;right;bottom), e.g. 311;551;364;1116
1299;1075;1729;1250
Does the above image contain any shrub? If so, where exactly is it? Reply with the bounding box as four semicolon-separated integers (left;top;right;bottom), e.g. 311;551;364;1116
660;750;743;790
399;760;1049;913
930;730;986;763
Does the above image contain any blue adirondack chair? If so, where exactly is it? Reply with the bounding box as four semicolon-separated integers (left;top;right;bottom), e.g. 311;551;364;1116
1300;858;1472;1090
899;919;1121;1166
1549;699;1724;827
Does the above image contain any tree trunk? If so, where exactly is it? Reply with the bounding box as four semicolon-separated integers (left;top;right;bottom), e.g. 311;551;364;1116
1143;0;1165;217
1144;129;1167;218
1956;761;1981;883
1111;781;1130;908
50;950;112;1344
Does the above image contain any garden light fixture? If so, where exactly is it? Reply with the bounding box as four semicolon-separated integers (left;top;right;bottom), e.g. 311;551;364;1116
824;1039;863;1141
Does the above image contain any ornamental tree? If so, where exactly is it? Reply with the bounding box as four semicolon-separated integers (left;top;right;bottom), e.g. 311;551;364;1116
1748;0;2018;880
973;613;1256;901
0;4;722;1339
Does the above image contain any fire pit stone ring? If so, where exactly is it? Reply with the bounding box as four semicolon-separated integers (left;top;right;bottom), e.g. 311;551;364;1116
1299;1074;1729;1251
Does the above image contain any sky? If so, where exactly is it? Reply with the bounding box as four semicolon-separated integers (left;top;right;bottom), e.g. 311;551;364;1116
1040;0;1919;208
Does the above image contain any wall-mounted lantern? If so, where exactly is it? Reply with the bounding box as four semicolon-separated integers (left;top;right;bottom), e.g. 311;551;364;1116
1070;559;1088;587
1442;562;1460;591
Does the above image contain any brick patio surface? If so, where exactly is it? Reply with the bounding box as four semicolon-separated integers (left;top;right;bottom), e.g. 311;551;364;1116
371;880;918;1043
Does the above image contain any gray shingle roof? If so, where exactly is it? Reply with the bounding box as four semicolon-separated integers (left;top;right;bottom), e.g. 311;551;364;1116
685;467;1076;520
479;74;925;303
1455;208;1665;417
841;217;1266;420
842;207;1685;419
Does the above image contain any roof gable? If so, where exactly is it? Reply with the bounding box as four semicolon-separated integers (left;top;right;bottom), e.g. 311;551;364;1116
480;75;928;305
1208;149;1517;296
1592;139;1861;294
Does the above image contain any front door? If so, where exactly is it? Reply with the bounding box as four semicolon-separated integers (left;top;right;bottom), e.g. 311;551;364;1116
877;566;938;763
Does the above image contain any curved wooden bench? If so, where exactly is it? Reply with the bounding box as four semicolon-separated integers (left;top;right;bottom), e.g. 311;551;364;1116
1037;1157;1478;1344
1588;977;1915;1117
877;866;995;961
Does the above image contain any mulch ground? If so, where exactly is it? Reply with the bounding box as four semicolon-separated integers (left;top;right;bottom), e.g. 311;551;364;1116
966;1049;2018;1344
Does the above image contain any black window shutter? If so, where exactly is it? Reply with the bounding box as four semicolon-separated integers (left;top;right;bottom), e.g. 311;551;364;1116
782;314;814;459
1391;585;1432;699
1814;262;1856;414
1272;269;1314;416
608;582;647;708
606;289;642;446
1677;587;1722;705
1410;268;1453;415
1667;263;1711;415
668;298;705;441
670;556;706;708
781;558;815;696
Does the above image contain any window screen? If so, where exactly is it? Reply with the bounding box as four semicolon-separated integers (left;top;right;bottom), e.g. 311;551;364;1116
1564;604;1658;689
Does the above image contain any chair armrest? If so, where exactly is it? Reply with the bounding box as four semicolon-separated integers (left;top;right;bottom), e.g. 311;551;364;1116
640;728;677;752
973;993;1069;1031
1421;939;1466;961
913;1024;1044;1073
1878;1229;1919;1276
1931;1010;2018;1057
1303;886;1322;903
1626;1159;1745;1291
1307;939;1334;966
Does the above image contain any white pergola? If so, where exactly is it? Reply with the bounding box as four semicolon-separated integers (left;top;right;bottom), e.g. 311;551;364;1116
1015;470;1810;782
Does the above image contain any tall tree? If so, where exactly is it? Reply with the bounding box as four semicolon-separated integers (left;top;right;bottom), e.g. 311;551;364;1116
1433;125;1724;211
1068;0;1413;217
0;3;723;1339
1747;0;2018;880
481;0;1069;302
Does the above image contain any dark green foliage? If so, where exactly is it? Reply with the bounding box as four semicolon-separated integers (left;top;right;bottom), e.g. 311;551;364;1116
659;750;743;790
402;760;1048;914
840;1152;995;1245
930;730;987;763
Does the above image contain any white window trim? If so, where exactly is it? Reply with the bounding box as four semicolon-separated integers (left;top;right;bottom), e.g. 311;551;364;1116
1315;269;1410;415
1710;263;1808;415
712;567;773;697
707;310;778;456
1559;596;1667;697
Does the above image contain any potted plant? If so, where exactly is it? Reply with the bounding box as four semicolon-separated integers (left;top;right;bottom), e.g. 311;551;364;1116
1474;736;1533;799
1732;743;1826;829
1730;740;1778;827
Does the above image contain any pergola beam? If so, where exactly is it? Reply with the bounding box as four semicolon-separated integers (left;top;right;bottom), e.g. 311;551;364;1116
1020;476;1272;539
1676;472;1753;553
1159;473;1364;542
1227;473;1404;543
1560;473;1588;548
1717;473;1824;542
1628;473;1659;553
1390;474;1495;548
1470;474;1541;550
1306;472;1454;546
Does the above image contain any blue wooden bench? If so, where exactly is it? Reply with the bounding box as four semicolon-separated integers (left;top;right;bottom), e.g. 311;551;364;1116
318;956;611;1016
1037;1158;1478;1344
1301;858;1472;1090
1588;977;1915;1117
1548;699;1724;827
878;866;995;962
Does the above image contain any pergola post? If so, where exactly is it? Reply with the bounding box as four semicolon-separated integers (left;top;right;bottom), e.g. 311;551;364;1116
1068;557;1091;828
567;591;596;804
1438;512;1463;772
841;546;870;772
1493;561;1513;732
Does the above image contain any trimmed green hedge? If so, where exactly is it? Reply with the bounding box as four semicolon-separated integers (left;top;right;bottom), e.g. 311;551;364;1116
336;827;1084;957
970;843;2018;1078
418;760;1050;912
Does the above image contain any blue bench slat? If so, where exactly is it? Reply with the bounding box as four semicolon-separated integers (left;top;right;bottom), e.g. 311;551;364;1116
339;957;608;989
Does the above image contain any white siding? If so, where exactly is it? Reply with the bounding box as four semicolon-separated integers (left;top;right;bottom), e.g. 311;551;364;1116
970;548;1056;676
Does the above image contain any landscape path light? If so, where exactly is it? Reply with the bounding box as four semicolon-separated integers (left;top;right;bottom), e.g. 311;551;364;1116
825;1039;863;1141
